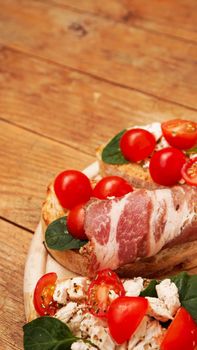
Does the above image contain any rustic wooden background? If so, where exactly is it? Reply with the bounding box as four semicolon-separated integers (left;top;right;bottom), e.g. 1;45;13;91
0;1;197;349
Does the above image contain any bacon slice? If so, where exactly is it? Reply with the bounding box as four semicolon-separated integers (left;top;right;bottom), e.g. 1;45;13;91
84;186;197;273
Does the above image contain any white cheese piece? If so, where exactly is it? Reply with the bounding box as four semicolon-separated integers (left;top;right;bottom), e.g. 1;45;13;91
53;279;70;304
53;277;89;304
146;297;173;322
156;279;181;316
123;277;144;296
67;277;89;301
68;304;88;337
128;316;165;350
54;302;78;323
80;313;115;350
71;340;97;350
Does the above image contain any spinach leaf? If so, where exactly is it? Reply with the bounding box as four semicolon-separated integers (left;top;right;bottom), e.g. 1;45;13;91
45;216;87;251
171;272;197;323
140;279;158;297
102;129;129;164
23;316;78;350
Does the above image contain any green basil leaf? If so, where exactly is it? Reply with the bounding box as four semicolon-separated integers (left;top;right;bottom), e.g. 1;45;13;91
102;129;129;164
140;279;158;297
185;146;197;155
171;272;197;323
45;216;87;251
23;316;78;350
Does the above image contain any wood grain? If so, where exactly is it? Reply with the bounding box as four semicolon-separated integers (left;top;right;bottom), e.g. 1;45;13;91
0;120;94;231
0;0;197;109
0;46;196;160
0;219;32;350
50;0;197;42
0;2;197;349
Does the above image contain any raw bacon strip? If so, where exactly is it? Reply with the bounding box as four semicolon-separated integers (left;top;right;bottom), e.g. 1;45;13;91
84;186;197;273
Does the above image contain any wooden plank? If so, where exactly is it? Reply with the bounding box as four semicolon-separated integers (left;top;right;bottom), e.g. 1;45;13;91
0;219;32;350
0;1;196;109
0;121;94;231
50;0;197;43
0;47;196;161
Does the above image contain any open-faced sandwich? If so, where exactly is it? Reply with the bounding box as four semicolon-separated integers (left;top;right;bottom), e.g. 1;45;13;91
42;119;197;277
23;269;197;350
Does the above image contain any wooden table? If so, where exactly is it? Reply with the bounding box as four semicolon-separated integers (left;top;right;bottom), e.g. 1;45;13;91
0;1;196;348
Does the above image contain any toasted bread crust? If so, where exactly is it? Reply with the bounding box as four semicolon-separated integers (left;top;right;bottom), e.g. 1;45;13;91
42;183;67;226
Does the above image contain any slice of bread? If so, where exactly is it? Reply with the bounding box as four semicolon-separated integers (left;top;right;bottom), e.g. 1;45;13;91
42;184;197;278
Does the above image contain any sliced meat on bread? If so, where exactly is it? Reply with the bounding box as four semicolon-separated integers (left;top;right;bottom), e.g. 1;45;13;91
42;183;197;278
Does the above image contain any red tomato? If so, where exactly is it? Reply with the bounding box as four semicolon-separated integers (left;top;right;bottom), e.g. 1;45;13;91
92;176;133;199
87;269;125;318
120;128;156;162
54;170;93;209
149;147;186;186
161;307;197;350
181;157;197;186
33;272;58;316
67;203;87;240
108;296;148;344
162;119;197;150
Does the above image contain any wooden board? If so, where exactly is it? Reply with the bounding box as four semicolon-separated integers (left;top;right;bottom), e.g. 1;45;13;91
0;0;197;109
50;0;197;42
0;120;94;231
0;1;196;348
0;47;196;160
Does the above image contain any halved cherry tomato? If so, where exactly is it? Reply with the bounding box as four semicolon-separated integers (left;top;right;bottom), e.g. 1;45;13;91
162;119;197;150
108;296;148;344
149;147;186;186
54;170;93;209
67;203;87;240
92;176;133;199
181;157;197;186
161;307;197;350
87;269;125;318
33;272;58;316
120;128;156;162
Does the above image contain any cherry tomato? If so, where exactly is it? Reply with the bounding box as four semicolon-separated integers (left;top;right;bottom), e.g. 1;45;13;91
67;203;87;240
87;269;125;318
162;119;197;150
54;170;93;209
149;147;186;186
120;128;156;162
92;176;133;200
181;157;197;187
161;307;197;350
108;296;148;344
33;272;58;316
